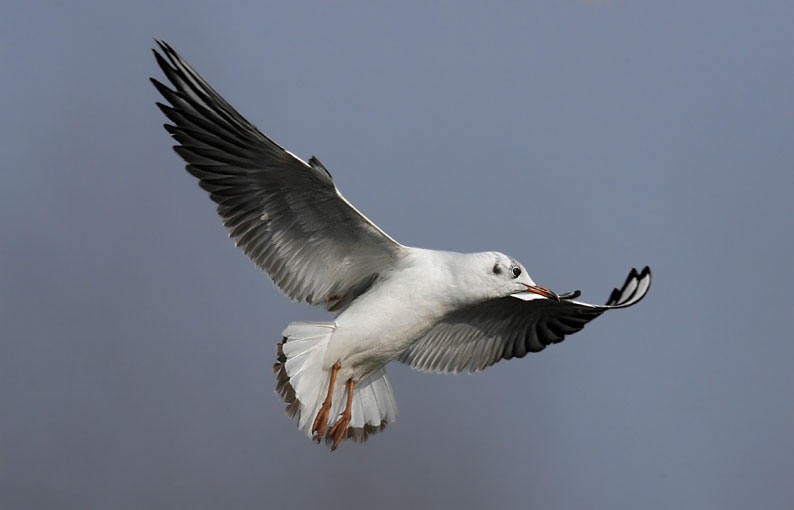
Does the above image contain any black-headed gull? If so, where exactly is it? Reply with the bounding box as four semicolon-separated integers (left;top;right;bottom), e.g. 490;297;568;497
151;41;651;450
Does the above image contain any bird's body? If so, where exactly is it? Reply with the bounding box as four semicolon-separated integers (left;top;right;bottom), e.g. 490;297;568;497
328;249;509;382
151;41;651;450
327;249;435;383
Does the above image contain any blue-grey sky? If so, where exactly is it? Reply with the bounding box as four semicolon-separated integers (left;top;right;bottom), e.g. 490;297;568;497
2;1;793;509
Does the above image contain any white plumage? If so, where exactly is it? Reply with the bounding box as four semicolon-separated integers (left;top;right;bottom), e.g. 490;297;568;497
151;41;651;450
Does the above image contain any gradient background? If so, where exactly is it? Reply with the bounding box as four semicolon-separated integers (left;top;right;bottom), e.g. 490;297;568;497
2;1;793;509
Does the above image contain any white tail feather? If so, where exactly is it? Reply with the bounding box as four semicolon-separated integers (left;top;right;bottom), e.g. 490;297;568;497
274;321;398;447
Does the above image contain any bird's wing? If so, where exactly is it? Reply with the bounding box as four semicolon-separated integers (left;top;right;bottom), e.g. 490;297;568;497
398;267;651;373
151;41;404;310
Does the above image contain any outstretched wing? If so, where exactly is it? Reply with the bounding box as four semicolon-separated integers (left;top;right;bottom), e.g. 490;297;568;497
398;267;651;373
151;41;404;310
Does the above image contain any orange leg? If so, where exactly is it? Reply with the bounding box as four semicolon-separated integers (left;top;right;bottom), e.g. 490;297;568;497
311;362;341;441
328;378;355;451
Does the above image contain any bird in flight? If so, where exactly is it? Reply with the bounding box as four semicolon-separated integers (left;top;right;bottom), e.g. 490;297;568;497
151;41;651;451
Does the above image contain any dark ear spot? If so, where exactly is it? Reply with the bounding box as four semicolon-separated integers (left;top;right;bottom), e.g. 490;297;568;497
493;263;502;274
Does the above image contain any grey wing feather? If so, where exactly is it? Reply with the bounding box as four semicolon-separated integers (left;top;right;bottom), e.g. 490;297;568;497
151;41;404;310
398;266;651;374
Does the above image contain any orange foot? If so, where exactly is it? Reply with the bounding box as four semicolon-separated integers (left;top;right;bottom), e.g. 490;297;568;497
311;362;340;441
327;378;354;451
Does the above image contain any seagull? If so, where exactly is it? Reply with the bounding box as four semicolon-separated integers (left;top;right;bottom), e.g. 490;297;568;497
151;41;651;451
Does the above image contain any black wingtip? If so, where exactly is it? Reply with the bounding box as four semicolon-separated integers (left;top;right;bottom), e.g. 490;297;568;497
151;40;171;61
149;77;170;94
152;40;186;76
608;287;622;304
604;265;652;308
151;48;177;77
154;101;175;118
153;39;171;53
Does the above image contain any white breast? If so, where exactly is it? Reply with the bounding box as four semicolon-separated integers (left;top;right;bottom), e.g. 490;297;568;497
323;248;462;380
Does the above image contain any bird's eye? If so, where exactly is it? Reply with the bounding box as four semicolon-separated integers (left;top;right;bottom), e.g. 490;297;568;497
511;266;521;278
493;264;502;275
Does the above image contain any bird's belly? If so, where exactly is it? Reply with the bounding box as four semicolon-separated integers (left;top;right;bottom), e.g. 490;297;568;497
324;291;447;381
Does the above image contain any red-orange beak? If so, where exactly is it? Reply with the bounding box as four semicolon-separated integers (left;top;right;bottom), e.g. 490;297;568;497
524;284;560;301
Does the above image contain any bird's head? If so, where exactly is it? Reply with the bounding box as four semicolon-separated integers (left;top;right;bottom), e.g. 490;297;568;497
485;252;559;301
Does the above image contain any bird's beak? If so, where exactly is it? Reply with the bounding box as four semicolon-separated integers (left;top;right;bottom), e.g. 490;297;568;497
524;284;560;301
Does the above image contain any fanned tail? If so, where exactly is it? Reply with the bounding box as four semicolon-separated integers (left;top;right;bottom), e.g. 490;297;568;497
273;322;398;449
